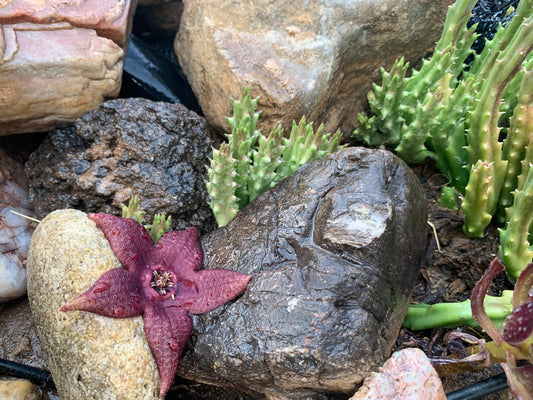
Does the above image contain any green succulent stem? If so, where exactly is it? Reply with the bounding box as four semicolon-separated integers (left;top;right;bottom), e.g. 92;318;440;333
403;290;513;330
207;88;343;227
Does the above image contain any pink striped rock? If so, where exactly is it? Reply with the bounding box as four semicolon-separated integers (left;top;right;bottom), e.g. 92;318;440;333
349;348;446;400
0;0;136;135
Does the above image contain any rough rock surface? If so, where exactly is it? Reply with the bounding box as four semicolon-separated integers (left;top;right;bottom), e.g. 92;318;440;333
0;378;41;400
349;348;446;400
27;209;160;400
179;147;427;399
175;0;454;139
0;0;136;135
25;98;216;234
0;148;34;303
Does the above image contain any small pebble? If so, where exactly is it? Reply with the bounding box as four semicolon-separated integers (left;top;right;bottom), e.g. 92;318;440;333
0;378;41;400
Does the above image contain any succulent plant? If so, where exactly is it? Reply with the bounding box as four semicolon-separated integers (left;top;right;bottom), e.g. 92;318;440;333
207;88;344;227
471;258;533;399
355;0;533;280
121;196;171;243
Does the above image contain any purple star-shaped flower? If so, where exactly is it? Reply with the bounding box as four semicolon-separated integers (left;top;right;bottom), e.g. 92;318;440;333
61;213;252;397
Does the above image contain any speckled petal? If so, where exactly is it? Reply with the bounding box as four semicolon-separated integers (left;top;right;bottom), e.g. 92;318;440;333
60;268;143;318
185;269;252;314
152;227;203;272
143;303;192;397
87;213;154;271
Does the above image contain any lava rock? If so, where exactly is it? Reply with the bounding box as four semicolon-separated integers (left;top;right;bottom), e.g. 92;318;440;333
25;98;216;234
27;209;160;400
180;147;427;399
175;0;453;139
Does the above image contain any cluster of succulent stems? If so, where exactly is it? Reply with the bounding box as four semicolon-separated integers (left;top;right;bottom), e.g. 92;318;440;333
355;0;533;283
206;87;344;227
354;0;533;360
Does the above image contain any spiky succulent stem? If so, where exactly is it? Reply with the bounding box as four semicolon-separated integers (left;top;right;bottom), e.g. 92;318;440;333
403;290;513;330
207;89;344;227
462;0;533;237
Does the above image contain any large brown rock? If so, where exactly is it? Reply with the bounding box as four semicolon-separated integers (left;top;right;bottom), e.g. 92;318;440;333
175;0;453;139
0;0;136;135
179;147;427;399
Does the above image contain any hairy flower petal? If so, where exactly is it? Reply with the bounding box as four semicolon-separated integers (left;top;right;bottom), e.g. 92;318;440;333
503;302;533;346
185;269;252;314
152;228;203;272
502;362;533;400
513;262;533;309
471;258;505;344
143;303;192;397
88;213;153;270
60;268;143;318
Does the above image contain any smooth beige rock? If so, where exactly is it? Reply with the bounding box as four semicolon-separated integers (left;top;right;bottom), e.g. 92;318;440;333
349;348;446;400
27;209;160;400
0;378;41;400
0;0;136;135
175;0;453;139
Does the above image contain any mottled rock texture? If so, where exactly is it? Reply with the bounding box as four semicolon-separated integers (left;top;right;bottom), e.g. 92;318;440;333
0;148;34;302
180;147;427;399
25;98;216;234
27;209;160;400
0;0;136;135
349;348;446;400
0;378;41;400
175;0;454;139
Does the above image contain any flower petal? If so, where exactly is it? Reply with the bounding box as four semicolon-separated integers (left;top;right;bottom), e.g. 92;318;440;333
503;302;533;346
471;257;505;344
513;262;533;309
88;213;154;271
152;227;203;273
184;269;252;314
502;361;533;400
143;303;192;397
60;268;143;318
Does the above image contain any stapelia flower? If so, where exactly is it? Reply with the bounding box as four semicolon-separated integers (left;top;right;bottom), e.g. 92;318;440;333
471;258;533;400
61;213;252;397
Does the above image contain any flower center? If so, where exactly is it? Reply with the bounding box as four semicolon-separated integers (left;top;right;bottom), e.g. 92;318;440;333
150;269;175;295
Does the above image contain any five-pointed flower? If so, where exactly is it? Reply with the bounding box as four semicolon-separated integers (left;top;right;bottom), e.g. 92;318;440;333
61;213;252;397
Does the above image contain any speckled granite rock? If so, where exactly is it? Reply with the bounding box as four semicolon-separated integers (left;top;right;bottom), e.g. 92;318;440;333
27;209;160;400
175;0;453;139
349;348;446;400
0;0;136;135
0;378;41;400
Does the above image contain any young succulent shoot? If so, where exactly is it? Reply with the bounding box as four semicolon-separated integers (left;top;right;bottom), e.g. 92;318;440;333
471;258;533;399
207;87;344;227
121;196;171;243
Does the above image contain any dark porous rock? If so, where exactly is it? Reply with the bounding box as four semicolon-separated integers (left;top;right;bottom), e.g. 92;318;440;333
25;98;216;233
180;147;427;399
